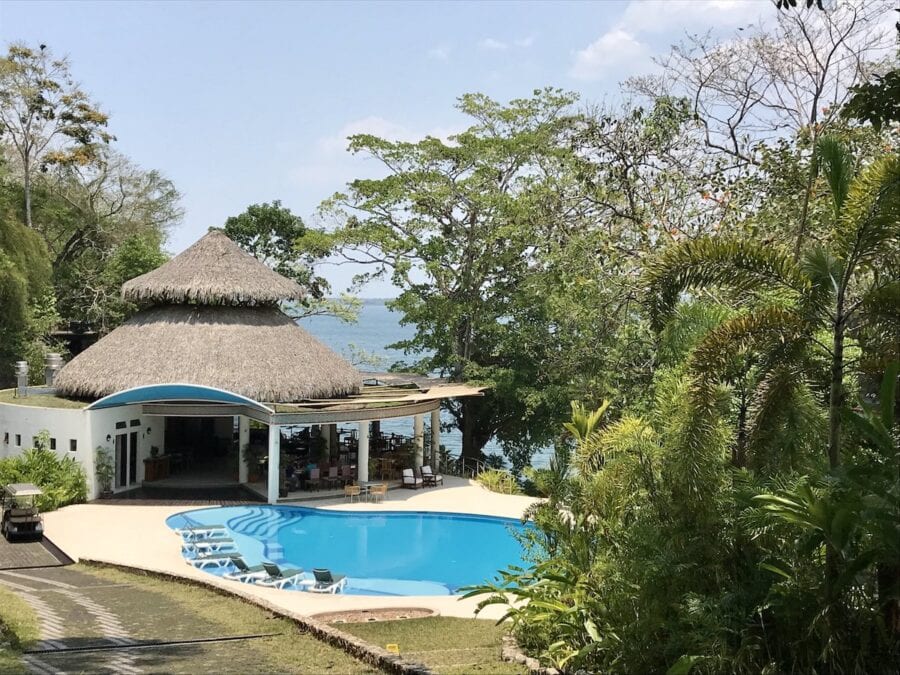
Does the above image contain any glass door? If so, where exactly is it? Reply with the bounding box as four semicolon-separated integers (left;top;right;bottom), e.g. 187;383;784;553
129;431;138;484
115;433;127;488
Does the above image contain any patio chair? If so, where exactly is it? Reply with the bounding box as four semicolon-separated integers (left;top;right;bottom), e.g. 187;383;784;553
310;568;347;594
324;465;343;489
344;484;361;503
421;465;444;487
256;562;305;589
368;483;388;503
223;557;268;583
306;467;321;491
401;468;423;489
185;552;236;569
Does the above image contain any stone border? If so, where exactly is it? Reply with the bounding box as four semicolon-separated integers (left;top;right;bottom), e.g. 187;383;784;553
501;635;559;675
81;559;434;675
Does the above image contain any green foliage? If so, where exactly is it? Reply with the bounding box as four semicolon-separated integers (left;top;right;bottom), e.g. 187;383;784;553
93;446;114;493
476;468;522;495
0;431;87;510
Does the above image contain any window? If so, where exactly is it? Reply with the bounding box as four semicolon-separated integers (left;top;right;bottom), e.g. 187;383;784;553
115;421;127;430
129;419;141;427
3;432;7;444
50;438;57;450
69;439;77;453
15;434;21;447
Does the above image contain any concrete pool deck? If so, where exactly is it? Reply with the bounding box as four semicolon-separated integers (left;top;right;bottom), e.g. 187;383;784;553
41;476;541;619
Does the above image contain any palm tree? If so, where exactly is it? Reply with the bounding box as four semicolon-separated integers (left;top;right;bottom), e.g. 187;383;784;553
644;137;899;472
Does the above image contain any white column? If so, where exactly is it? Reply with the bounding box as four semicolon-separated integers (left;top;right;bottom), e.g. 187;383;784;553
267;424;280;504
414;414;425;469
238;416;249;484
431;408;441;469
357;421;369;482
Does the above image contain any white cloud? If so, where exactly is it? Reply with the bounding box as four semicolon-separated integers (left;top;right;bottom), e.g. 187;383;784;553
569;0;772;81
514;36;535;48
479;37;508;50
428;45;451;61
569;29;649;81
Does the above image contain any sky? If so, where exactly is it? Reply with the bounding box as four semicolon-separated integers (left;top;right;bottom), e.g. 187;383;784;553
0;0;775;296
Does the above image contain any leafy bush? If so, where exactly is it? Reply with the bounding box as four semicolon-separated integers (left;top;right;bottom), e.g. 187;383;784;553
476;468;522;495
0;431;87;510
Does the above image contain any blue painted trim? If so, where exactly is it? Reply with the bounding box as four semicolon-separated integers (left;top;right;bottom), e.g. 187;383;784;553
86;383;273;413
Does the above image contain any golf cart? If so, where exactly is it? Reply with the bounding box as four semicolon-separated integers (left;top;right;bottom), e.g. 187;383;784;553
1;483;44;542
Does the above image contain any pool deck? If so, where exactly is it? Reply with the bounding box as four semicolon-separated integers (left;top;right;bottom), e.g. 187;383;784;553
41;476;540;619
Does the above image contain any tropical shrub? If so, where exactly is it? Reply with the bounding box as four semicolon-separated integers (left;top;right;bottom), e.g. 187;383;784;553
0;431;87;510
476;468;522;495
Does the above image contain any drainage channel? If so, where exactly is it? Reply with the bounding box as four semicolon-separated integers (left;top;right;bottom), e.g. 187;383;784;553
25;631;284;655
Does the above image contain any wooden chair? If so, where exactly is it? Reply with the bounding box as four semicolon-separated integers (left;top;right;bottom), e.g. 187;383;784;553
421;465;443;487
344;484;361;503
401;468;423;489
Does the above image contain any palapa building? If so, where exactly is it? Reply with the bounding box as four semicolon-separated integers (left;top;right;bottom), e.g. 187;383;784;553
0;230;482;502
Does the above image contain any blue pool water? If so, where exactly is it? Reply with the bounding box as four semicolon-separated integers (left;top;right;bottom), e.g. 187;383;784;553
167;506;528;596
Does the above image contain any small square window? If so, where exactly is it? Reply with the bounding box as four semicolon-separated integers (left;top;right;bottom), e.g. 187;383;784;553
50;438;57;450
69;439;78;453
115;421;127;430
15;434;21;447
129;419;141;427
3;432;8;444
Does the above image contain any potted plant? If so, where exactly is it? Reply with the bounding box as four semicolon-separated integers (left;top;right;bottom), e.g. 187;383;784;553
242;443;265;482
94;446;115;498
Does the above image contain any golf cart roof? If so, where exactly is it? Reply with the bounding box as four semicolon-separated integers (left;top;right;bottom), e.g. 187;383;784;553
4;483;43;497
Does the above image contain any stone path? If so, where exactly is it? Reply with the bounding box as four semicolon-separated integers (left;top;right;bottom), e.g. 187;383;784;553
0;565;327;674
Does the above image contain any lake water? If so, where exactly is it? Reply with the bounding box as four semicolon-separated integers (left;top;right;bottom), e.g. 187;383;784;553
300;300;548;467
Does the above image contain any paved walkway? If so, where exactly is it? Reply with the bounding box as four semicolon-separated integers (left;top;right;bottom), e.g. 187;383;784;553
0;536;68;570
0;565;373;674
42;477;540;620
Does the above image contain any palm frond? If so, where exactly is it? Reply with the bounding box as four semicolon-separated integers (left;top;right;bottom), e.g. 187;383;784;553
643;238;807;330
814;136;854;218
834;154;900;270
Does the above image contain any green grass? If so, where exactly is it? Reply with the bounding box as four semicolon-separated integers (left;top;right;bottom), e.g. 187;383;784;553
82;565;380;674
340;617;524;674
0;388;88;409
0;585;40;674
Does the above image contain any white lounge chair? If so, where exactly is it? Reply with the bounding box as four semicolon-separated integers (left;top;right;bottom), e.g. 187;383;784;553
185;552;236;569
401;468;423;489
256;562;305;589
223;557;269;583
176;525;228;541
309;568;347;593
421;465;443;486
183;537;237;554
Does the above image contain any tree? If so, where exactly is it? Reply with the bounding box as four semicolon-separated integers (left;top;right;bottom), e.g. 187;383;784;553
222;201;358;321
324;89;588;460
0;43;113;228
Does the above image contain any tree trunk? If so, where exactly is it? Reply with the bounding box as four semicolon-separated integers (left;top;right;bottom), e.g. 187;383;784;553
461;398;479;461
827;313;845;470
23;156;32;229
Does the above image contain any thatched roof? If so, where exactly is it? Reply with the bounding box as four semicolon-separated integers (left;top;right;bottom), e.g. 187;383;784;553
121;229;305;306
54;305;362;402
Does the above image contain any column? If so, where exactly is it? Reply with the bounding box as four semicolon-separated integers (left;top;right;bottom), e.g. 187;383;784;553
357;421;369;482
267;424;280;504
413;414;425;469
238;416;249;484
431;408;441;469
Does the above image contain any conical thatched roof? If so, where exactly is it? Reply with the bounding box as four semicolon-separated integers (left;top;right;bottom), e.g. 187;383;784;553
54;305;362;402
122;229;305;306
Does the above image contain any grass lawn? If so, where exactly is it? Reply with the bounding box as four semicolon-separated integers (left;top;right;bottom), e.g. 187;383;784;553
84;565;380;674
0;585;40;674
0;388;87;409
340;616;524;674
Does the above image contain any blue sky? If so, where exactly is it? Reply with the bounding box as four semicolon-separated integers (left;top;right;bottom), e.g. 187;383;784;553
1;0;771;296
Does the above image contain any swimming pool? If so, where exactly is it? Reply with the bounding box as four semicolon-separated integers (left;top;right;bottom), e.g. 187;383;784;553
167;506;528;596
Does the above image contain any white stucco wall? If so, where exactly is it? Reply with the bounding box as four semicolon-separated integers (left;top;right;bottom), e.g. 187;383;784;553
0;399;162;498
0;399;92;486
